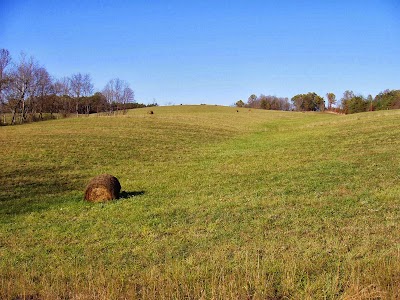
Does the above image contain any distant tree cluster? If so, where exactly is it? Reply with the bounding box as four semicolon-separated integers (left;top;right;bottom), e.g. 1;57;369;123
291;92;325;112
341;89;400;114
237;89;399;114
237;94;291;111
0;49;154;125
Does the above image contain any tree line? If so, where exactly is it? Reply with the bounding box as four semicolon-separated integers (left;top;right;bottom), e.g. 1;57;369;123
0;49;155;125
236;89;400;114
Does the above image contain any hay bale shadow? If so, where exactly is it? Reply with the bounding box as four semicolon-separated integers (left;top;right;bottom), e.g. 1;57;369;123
119;190;145;199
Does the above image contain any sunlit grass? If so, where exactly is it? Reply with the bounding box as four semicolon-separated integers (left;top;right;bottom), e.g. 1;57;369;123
0;106;399;299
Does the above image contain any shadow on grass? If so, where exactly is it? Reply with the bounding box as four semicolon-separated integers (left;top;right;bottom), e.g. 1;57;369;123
119;190;145;199
0;166;85;215
0;167;84;202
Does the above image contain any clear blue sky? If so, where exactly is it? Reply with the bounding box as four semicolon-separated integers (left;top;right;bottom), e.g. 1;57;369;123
1;0;399;105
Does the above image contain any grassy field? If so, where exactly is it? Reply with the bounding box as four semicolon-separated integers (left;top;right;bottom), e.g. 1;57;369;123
0;105;399;299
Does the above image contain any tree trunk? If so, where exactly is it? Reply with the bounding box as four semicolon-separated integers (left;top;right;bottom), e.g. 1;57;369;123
11;108;17;125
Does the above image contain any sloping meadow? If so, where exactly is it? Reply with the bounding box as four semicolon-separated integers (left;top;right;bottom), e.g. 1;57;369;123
0;106;399;299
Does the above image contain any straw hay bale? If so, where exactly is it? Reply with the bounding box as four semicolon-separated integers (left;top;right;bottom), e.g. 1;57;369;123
84;174;121;202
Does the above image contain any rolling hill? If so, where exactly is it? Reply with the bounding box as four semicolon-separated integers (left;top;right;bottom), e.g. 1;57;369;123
1;105;399;299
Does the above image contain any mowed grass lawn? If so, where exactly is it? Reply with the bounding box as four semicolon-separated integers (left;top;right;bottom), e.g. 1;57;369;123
0;106;399;299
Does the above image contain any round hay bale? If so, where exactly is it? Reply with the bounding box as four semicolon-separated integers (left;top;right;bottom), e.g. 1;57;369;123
84;174;121;202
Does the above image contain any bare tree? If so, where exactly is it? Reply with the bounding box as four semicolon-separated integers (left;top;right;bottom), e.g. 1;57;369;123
69;73;93;115
0;49;12;124
82;74;93;97
70;73;83;99
70;73;83;115
8;53;40;124
103;78;134;114
35;67;53;118
82;74;94;115
53;77;71;116
0;49;12;94
102;79;115;113
53;77;70;96
122;86;134;114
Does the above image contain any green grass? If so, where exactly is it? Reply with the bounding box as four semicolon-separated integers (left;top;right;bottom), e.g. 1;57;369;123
0;105;399;299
